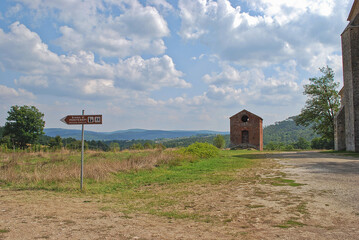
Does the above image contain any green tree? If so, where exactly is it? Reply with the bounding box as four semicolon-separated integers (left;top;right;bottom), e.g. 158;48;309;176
109;142;120;152
295;66;340;146
293;137;311;150
4;105;45;148
0;126;4;138
155;143;166;150
311;137;333;150
48;136;63;150
213;135;226;149
143;141;153;149
130;143;144;150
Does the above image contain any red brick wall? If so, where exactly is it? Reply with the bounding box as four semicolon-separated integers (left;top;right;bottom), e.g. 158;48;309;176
230;110;263;151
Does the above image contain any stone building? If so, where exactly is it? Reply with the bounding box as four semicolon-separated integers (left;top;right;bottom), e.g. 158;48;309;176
334;0;359;151
230;109;263;151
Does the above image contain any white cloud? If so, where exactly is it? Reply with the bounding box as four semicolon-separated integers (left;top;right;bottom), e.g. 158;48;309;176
147;0;174;13
178;0;349;68
202;63;264;86
5;3;23;17
194;61;300;107
115;55;191;91
250;0;335;25
15;75;48;88
0;22;189;99
0;85;35;101
16;0;170;58
0;22;61;74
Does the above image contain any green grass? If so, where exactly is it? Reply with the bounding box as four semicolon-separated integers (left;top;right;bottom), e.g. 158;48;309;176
261;177;305;187
296;202;308;215
275;219;306;228
0;229;10;233
84;150;260;194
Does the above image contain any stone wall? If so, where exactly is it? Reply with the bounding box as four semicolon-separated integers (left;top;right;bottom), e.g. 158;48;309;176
341;15;359;151
334;106;346;151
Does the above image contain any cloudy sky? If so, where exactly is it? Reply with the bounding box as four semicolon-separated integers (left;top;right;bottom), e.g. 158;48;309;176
0;0;353;132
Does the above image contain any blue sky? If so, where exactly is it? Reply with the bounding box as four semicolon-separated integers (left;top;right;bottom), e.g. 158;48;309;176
0;0;353;132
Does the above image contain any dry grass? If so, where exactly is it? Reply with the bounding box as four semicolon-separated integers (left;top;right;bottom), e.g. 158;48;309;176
0;149;192;184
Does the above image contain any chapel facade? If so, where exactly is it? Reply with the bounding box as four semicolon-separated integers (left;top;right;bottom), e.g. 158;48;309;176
230;110;263;151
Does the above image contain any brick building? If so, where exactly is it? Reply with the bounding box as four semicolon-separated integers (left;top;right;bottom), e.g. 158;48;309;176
230;110;263;151
334;0;359;151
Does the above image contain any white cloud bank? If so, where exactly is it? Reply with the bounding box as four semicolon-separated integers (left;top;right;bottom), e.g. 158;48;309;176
16;0;170;58
178;0;348;71
0;22;189;99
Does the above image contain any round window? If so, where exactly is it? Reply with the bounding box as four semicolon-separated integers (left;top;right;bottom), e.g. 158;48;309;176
241;115;249;122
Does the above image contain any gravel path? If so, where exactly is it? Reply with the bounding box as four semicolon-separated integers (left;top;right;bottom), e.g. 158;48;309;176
273;151;359;213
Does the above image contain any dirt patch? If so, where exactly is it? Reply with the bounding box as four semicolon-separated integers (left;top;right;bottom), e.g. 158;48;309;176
1;152;359;239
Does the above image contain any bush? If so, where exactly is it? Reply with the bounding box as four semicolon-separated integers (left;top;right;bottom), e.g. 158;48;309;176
293;137;311;150
143;142;153;149
182;142;219;158
213;135;226;149
130;143;144;150
311;137;333;149
264;141;285;150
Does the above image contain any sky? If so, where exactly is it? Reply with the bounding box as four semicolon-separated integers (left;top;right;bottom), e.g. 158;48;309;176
0;0;354;132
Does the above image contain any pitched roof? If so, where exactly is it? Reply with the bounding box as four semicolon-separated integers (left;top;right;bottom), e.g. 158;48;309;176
230;109;263;120
348;0;359;21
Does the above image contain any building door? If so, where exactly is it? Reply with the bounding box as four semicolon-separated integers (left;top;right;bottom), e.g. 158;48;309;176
242;130;249;144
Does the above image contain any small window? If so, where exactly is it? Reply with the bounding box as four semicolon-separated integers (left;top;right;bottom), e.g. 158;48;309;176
241;115;249;122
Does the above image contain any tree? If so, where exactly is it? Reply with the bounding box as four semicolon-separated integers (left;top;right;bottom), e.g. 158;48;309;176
130;143;144;150
213;134;226;149
143;141;153;149
49;136;63;150
0;126;4;138
295;66;340;147
4;105;45;148
293;137;311;150
109;142;120;152
311;137;333;150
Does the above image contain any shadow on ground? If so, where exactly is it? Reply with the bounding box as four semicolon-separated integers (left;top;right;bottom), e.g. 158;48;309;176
269;151;359;175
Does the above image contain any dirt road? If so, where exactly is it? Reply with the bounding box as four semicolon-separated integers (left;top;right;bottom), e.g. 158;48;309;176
275;151;359;213
1;151;359;239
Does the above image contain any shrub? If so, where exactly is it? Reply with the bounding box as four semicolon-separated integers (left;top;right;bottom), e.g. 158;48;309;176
311;137;333;149
213;135;226;149
293;137;311;150
130;143;144;150
182;142;219;158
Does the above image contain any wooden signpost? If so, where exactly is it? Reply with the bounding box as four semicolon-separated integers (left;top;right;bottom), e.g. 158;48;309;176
61;111;102;190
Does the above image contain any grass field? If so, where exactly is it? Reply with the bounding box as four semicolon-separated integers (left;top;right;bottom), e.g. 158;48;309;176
0;144;305;224
2;148;358;239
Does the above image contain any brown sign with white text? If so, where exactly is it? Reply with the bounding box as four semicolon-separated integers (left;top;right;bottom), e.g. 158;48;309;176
61;115;102;125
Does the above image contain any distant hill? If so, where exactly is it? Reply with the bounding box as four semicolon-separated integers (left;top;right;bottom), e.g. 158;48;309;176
44;117;315;144
263;117;318;145
44;128;229;141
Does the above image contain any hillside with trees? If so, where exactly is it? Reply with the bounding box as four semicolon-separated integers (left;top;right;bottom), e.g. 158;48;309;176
263;117;318;145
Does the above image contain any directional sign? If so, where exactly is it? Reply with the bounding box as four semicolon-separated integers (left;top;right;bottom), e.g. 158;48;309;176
60;115;102;125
